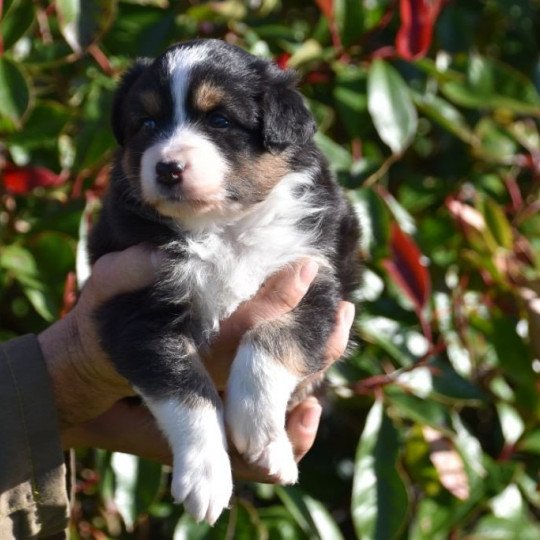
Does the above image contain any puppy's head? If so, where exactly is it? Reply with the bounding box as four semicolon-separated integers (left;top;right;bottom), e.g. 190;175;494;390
112;39;316;224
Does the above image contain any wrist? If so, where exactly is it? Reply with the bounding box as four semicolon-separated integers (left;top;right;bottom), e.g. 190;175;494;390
38;312;132;427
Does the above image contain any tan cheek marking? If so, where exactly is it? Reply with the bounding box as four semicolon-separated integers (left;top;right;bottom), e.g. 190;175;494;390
234;153;291;200
194;82;225;112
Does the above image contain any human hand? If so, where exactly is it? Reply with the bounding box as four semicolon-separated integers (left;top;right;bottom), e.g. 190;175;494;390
38;245;163;427
62;299;355;483
46;245;354;481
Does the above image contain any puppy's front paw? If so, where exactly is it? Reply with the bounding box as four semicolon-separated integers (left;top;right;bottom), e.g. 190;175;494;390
145;398;233;525
226;341;299;484
171;441;233;525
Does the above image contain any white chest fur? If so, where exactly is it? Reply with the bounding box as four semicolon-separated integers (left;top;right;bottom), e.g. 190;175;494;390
163;171;329;332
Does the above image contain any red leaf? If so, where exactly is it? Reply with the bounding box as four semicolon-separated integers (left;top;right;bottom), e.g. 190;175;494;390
314;0;333;20
2;163;64;194
383;223;431;312
60;272;77;318
395;0;442;61
275;52;291;70
305;70;331;85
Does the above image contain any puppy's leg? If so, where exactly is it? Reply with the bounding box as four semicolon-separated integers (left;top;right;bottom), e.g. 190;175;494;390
143;368;232;525
96;289;232;524
226;278;340;483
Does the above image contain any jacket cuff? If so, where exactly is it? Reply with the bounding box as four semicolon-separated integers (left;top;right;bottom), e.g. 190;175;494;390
0;334;69;538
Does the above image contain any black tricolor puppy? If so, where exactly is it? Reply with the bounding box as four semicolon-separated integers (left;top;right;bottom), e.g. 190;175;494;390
89;39;360;525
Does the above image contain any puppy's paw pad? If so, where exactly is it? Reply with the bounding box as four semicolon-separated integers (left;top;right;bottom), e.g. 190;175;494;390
257;436;298;485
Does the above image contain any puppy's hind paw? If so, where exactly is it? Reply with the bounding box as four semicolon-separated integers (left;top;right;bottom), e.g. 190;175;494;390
257;435;298;485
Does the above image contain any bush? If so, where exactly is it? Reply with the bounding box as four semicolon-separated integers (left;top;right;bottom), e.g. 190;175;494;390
1;1;540;538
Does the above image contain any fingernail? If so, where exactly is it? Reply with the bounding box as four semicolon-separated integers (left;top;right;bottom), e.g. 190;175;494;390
341;302;355;330
298;260;319;287
300;400;322;431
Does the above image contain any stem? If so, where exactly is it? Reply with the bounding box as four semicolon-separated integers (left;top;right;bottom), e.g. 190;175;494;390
363;152;401;188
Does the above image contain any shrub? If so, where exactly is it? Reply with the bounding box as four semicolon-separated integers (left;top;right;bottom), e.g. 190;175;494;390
1;1;539;538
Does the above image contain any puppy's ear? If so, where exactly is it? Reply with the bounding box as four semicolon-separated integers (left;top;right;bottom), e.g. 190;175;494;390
262;67;317;153
111;58;152;145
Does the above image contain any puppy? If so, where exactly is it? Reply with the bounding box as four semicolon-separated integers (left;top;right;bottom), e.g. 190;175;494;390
88;39;360;525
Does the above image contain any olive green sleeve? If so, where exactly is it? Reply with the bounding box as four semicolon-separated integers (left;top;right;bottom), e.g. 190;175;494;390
0;335;69;539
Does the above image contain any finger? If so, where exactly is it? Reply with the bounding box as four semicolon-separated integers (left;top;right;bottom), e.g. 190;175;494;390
62;400;172;465
324;301;355;366
217;259;319;345
287;397;323;461
85;244;164;305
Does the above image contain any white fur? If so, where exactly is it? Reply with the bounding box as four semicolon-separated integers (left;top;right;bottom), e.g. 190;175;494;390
226;340;300;484
166;44;211;125
140;127;229;213
144;396;232;524
162;170;330;333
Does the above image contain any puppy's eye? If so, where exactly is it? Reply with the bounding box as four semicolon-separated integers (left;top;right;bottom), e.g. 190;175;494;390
207;112;230;129
141;118;156;131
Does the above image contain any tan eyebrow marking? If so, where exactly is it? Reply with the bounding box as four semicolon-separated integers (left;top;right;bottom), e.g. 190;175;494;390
139;90;162;116
194;82;225;112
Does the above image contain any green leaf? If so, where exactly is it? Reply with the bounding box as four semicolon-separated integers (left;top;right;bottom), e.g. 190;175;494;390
122;0;169;5
56;0;118;53
28;232;76;282
0;58;30;125
490;313;536;402
334;0;365;47
409;498;455;540
257;505;303;539
385;386;450;429
430;358;486;404
286;39;323;68
414;92;475;144
314;132;353;172
173;514;211;540
334;67;369;140
351;188;391;260
472;515;540;540
442;55;540;115
21;286;57;322
518;429;540;454
1;0;35;51
204;498;267;539
110;453;162;530
475;117;519;164
357;316;417;367
352;401;410;540
7;101;70;150
275;486;343;540
302;495;344;540
478;196;513;250
0;245;38;276
367;60;418;154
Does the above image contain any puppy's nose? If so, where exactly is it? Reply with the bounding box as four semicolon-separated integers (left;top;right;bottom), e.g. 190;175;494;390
155;161;184;186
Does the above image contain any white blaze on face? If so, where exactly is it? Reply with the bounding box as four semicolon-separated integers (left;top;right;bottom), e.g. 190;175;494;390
139;44;230;217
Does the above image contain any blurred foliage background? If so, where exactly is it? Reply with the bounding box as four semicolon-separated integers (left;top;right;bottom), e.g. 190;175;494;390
1;0;540;538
